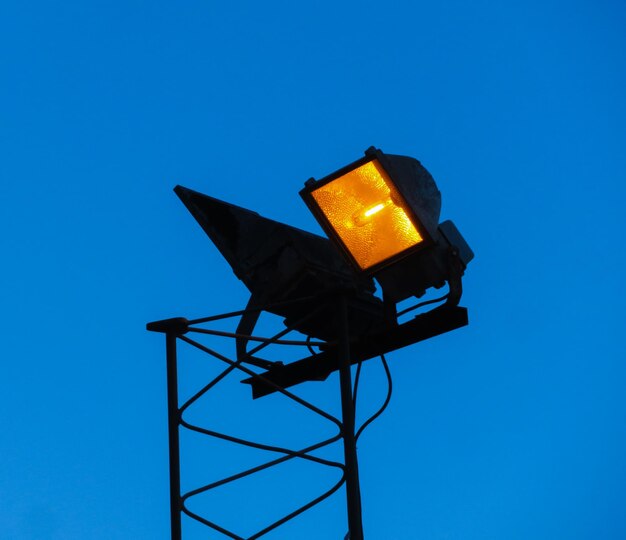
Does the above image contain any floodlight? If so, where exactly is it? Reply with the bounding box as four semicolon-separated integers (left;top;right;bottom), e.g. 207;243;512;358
301;147;440;272
301;147;473;302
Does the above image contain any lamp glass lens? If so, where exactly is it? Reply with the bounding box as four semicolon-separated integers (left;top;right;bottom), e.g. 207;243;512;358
311;159;423;270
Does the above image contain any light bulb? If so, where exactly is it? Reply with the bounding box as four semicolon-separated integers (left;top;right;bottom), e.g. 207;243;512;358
352;198;392;226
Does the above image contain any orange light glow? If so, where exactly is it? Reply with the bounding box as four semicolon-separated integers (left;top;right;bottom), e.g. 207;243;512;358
310;159;423;270
363;202;386;218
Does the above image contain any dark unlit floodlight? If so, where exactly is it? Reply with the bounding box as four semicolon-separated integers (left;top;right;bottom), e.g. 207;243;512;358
174;186;387;342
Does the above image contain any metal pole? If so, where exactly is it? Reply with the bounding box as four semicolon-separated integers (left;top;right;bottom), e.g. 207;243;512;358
338;295;364;540
166;333;182;540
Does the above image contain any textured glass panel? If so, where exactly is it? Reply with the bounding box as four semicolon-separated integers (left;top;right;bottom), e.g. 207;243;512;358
311;160;423;270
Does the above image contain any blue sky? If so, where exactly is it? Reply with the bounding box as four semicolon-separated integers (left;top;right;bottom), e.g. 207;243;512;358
1;1;625;539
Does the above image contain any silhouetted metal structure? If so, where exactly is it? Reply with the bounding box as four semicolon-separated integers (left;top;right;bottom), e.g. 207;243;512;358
147;148;473;539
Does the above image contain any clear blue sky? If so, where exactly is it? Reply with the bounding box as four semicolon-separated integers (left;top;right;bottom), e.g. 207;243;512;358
1;1;625;539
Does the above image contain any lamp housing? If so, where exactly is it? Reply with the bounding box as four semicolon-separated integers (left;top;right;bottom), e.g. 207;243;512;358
301;148;473;303
300;147;441;275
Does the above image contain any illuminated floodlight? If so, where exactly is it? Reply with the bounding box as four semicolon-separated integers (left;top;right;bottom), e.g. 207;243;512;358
301;147;473;302
300;147;442;273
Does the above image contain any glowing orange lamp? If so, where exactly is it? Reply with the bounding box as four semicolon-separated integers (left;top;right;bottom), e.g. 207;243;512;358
300;147;442;274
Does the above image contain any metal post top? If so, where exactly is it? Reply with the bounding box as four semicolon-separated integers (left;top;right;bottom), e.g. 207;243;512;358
146;317;189;335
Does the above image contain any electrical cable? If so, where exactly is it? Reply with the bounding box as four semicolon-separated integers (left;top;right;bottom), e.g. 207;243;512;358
352;361;363;406
306;334;319;356
396;292;449;318
355;355;392;441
